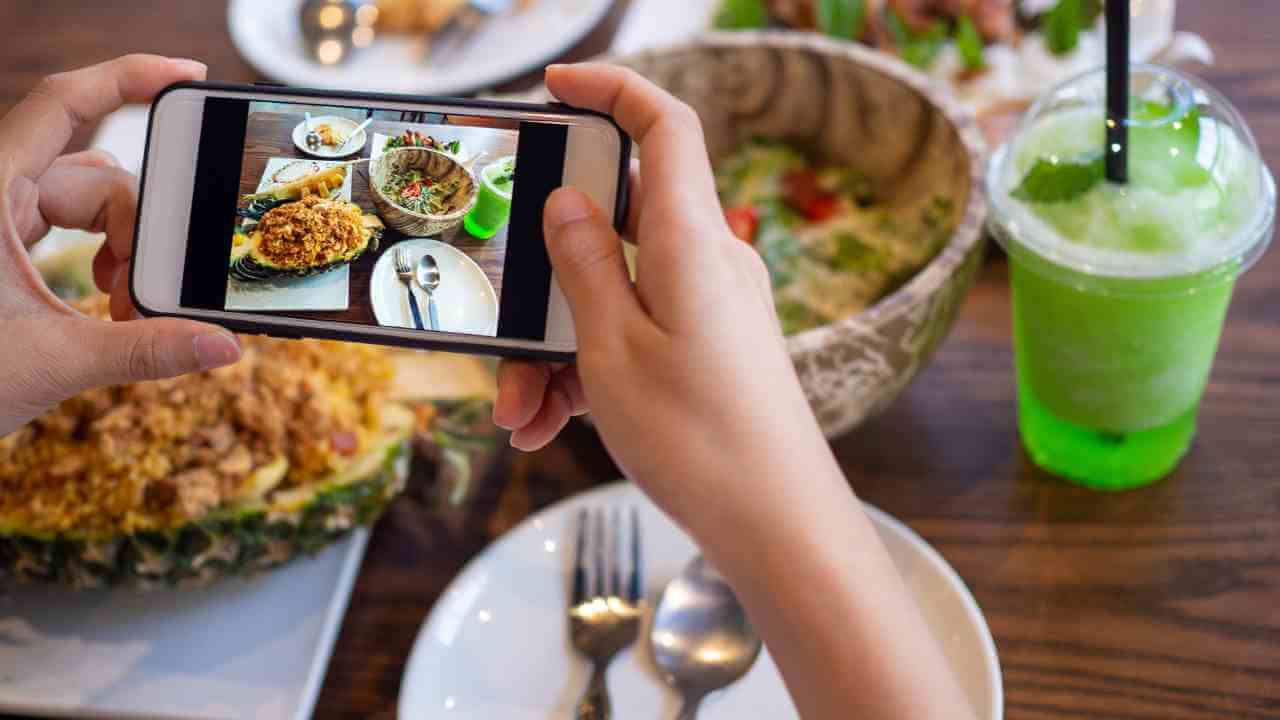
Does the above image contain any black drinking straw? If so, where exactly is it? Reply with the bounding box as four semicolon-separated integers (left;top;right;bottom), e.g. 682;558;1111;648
1105;0;1130;183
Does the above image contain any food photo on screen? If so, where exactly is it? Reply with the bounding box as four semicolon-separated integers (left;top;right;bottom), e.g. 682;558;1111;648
222;100;523;338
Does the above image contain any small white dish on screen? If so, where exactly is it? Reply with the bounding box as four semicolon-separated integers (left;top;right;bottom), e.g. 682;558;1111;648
291;115;368;158
398;482;1003;720
370;238;499;337
225;156;356;312
228;0;614;96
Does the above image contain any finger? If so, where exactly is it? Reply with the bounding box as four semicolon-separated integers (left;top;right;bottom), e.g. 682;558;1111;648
0;54;205;182
550;365;588;416
509;379;574;452
543;187;642;338
37;164;137;260
52;148;121;171
493;360;552;430
72;316;240;389
109;261;138;321
30;314;239;402
93;243;121;294
546;64;723;234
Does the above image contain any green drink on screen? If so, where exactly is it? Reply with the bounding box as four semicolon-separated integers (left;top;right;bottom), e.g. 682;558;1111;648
464;155;516;240
988;65;1275;490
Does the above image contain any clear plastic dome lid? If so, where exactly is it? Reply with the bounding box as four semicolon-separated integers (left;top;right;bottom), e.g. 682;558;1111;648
988;64;1275;285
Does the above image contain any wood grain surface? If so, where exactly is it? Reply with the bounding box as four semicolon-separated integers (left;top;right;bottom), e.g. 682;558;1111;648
2;2;1279;719
235;112;515;327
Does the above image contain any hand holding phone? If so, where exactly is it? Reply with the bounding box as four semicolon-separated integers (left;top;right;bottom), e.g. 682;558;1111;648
493;63;824;522
0;54;242;436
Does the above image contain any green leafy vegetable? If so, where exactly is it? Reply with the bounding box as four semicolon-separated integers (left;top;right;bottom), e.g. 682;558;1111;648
817;0;866;40
831;232;886;271
714;0;768;29
954;15;985;70
1044;0;1085;55
885;9;947;69
1011;152;1104;204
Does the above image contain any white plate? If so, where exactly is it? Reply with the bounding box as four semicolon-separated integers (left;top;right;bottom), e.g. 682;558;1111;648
291;116;367;158
0;530;370;720
399;482;1003;719
228;0;615;96
225;157;355;312
370;238;499;336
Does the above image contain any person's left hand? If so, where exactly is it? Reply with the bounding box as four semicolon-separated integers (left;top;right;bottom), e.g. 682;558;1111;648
0;54;242;436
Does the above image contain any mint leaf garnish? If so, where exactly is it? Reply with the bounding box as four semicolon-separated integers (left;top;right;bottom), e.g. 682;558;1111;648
1011;152;1104;204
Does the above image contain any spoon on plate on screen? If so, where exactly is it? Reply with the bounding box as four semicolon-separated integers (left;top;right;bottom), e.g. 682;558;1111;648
415;254;442;331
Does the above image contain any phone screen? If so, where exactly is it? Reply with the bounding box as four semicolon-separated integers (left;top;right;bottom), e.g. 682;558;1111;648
180;97;568;341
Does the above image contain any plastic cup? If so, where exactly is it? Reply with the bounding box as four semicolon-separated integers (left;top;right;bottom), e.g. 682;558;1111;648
987;65;1276;490
464;156;515;240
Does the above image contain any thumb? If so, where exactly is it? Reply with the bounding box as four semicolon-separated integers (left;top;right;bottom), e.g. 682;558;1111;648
55;316;241;392
542;187;641;337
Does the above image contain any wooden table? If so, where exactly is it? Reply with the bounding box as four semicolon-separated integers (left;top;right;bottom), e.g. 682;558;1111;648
3;2;1280;719
236;111;516;326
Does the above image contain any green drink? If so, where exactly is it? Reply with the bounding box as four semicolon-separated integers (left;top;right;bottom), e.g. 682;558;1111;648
464;155;515;240
988;66;1275;490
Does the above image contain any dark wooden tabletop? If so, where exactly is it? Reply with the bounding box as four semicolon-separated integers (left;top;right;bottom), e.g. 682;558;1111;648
3;2;1280;719
236;111;515;327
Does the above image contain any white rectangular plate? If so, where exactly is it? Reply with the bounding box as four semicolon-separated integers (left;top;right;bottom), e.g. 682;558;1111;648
224;157;354;312
0;530;369;720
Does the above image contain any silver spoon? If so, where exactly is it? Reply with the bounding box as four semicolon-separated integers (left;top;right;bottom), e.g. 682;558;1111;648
303;112;321;152
415;254;442;331
651;556;762;720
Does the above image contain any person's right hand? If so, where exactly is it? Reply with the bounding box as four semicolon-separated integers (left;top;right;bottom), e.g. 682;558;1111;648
493;64;841;532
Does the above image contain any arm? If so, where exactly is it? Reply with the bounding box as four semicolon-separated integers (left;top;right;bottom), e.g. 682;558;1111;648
495;63;975;720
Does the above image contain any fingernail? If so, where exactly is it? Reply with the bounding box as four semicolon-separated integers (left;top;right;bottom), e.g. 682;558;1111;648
193;332;240;370
544;189;593;231
172;58;208;75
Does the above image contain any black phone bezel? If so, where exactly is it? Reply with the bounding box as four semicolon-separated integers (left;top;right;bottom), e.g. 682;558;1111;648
129;80;632;362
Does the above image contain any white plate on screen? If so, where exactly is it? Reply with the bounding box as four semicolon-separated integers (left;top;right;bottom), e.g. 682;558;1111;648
225;156;354;313
370;238;499;336
398;482;1003;719
291;116;368;158
227;0;614;95
0;529;370;720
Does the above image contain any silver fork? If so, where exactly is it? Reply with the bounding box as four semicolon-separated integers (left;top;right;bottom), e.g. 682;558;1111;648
569;507;644;720
394;246;425;330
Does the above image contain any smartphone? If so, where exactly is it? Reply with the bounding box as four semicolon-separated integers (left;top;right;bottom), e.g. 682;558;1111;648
130;82;630;360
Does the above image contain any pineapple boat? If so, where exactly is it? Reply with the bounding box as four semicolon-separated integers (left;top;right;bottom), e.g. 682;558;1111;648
231;164;382;282
230;194;383;282
0;296;495;589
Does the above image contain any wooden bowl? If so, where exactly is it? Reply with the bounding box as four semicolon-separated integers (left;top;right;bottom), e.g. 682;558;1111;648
370;147;478;237
530;32;989;437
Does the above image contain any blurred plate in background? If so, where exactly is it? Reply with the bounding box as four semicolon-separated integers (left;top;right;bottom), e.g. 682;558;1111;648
228;0;614;95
